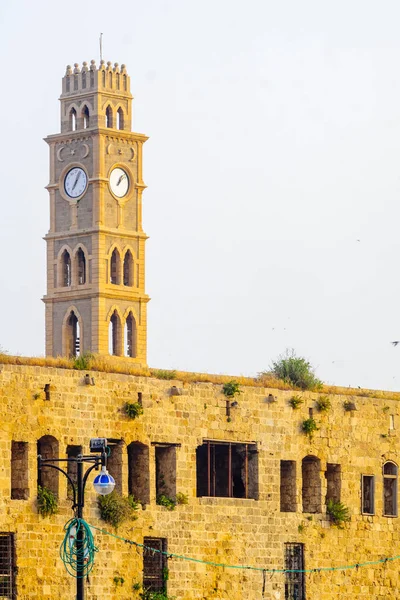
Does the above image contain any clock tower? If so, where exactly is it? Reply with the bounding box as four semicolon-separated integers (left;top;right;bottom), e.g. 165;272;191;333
43;60;149;365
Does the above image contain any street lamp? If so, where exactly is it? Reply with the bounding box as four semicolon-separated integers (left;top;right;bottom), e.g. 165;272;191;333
38;438;115;600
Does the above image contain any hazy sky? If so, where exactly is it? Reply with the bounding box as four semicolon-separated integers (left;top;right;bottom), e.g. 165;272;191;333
1;0;400;391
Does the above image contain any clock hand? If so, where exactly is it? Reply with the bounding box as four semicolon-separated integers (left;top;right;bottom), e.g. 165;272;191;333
116;174;127;186
72;171;81;191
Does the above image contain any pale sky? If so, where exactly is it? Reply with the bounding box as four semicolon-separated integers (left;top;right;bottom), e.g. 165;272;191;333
1;0;400;391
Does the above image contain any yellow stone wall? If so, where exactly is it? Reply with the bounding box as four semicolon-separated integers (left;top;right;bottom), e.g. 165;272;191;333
1;363;400;599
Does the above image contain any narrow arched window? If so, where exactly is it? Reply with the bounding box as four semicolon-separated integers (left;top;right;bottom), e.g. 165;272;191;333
65;311;80;357
105;105;113;128
109;71;113;87
82;106;89;129
90;71;95;87
74;74;78;91
62;250;71;286
109;310;122;355
123;250;134;286
66;77;70;92
37;435;59;497
302;455;321;513
116;72;120;90
70;108;77;132
82;71;86;89
102;70;106;87
116;107;124;130
76;248;86;285
384;462;398;516
123;74;127;90
125;312;137;357
110;248;120;284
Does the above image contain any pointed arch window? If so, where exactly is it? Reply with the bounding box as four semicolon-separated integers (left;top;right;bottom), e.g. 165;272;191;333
65;311;80;357
383;462;398;516
116;72;120;90
76;248;86;285
109;310;122;356
102;70;106;87
82;71;86;89
74;74;78;91
62;250;71;287
116;107;124;130
110;249;120;284
125;312;137;358
105;105;113;128
109;71;113;87
90;70;95;87
123;74;127;90
82;106;89;129
123;250;134;286
66;77;70;92
70;108;77;132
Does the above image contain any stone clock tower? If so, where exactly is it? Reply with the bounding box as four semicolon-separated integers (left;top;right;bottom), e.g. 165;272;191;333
43;60;149;365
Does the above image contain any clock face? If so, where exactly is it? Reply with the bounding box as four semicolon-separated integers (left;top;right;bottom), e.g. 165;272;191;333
64;167;88;199
110;167;129;198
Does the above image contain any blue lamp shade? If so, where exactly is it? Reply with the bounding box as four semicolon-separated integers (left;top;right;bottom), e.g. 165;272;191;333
93;466;116;495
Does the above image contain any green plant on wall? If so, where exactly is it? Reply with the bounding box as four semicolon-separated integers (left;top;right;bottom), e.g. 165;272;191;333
97;490;139;527
73;352;94;370
268;349;323;390
113;575;125;587
289;395;304;409
140;591;176;600
152;369;177;380
37;485;58;517
302;417;318;440
176;492;188;505
222;380;242;398
124;401;144;419
156;494;176;511
315;395;331;412
326;499;350;527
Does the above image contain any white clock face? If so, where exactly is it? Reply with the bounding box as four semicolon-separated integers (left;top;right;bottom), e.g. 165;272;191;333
64;167;88;199
110;167;129;198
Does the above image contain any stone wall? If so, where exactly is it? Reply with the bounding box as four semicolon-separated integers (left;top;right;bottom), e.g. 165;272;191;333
1;363;400;599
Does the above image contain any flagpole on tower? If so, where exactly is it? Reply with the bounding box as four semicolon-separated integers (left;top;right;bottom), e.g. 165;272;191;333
99;33;103;62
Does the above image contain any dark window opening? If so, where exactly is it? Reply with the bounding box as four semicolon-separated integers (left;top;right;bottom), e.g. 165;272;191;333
109;71;113;87
109;310;122;356
280;460;296;512
116;72;120;90
196;441;258;499
37;435;59;497
107;441;123;494
105;105;113;128
66;311;80;357
82;105;89;129
77;248;86;284
384;462;398;517
110;249;120;284
123;74;127;90
143;537;167;593
70;108;77;131
128;442;150;505
302;455;321;513
125;313;137;358
325;463;341;504
123;250;133;286
66;445;82;500
0;533;15;600
62;250;71;287
285;543;305;600
362;475;374;515
116;107;124;130
82;71;86;89
156;446;176;502
11;441;29;500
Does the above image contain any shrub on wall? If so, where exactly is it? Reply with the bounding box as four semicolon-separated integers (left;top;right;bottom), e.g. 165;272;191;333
37;485;58;517
98;491;139;527
267;349;322;391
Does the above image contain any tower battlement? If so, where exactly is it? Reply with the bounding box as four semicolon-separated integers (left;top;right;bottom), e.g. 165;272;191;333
61;60;131;98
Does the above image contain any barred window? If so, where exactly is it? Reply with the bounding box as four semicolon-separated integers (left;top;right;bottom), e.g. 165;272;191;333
0;533;15;599
143;537;167;593
285;543;305;600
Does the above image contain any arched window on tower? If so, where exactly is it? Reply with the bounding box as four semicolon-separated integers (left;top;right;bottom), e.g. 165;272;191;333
109;310;122;356
70;108;77;132
105;105;113;128
123;250;134;286
82;71;86;89
66;77;70;92
102;70;106;87
109;71;113;87
62;250;71;287
65;311;80;357
383;462;398;516
116;72;120;90
76;248;86;285
116;107;124;130
82;106;90;129
110;249;120;284
125;312;137;358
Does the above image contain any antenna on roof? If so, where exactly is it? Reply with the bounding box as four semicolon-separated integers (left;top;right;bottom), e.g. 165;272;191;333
99;33;103;62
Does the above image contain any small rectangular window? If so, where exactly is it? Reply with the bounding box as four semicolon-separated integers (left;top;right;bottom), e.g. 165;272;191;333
0;533;15;599
284;543;305;600
66;445;82;500
325;463;341;504
280;461;296;512
361;475;375;515
11;441;29;500
107;441;123;494
143;537;167;593
156;445;176;502
196;441;258;499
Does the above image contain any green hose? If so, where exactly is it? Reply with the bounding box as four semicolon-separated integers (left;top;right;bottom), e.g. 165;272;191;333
60;518;98;577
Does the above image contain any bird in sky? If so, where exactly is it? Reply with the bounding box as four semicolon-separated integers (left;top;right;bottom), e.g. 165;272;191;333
391;341;400;347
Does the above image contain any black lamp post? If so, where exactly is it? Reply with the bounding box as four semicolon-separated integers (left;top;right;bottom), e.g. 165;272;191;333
37;438;115;600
